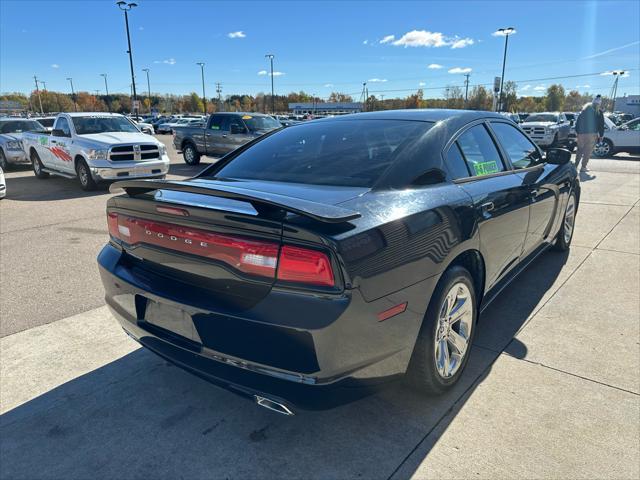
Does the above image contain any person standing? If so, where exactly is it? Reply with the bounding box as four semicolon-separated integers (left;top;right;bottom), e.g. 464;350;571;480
574;94;605;172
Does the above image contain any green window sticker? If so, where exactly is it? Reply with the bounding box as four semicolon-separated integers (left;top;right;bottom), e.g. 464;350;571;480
474;161;500;176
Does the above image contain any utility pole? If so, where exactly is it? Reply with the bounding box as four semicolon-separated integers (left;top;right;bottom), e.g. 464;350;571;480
464;73;471;104
216;82;223;111
361;82;367;112
117;1;139;116
100;74;110;112
142;68;151;114
41;81;47;91
196;62;206;115
265;54;275;114
496;27;515;112
33;76;43;114
66;77;77;111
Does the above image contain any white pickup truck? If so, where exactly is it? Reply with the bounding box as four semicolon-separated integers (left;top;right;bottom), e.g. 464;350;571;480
22;112;170;190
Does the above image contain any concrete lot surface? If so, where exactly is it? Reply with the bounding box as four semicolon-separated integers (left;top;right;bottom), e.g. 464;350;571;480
1;141;639;479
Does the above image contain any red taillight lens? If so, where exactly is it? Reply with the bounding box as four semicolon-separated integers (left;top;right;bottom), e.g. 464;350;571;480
107;212;120;239
277;245;335;287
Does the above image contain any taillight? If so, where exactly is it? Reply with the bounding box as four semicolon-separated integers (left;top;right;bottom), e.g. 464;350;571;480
277;245;335;287
107;212;336;287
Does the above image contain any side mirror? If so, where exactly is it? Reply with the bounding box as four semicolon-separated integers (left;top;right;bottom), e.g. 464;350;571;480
230;124;246;135
52;129;68;137
546;148;571;165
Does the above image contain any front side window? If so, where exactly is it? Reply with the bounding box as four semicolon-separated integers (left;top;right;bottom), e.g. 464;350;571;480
491;122;541;169
206;119;433;188
72;116;139;135
55;117;71;136
456;125;505;177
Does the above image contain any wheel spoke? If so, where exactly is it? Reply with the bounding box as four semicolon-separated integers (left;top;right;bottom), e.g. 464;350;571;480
448;329;468;355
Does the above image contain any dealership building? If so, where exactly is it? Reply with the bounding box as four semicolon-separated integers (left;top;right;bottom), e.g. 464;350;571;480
288;102;363;115
614;95;640;117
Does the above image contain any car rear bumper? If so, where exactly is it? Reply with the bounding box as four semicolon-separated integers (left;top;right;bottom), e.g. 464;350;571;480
97;243;435;410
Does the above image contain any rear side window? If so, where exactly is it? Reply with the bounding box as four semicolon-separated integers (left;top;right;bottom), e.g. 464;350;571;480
456;125;505;177
491;122;541;169
209;115;224;130
207;119;433;188
445;143;470;179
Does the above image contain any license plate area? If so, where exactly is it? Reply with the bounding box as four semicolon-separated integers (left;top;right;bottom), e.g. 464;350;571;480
143;297;202;343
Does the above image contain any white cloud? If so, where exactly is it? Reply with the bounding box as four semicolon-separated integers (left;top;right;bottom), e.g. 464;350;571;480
363;40;369;45
427;63;444;69
521;84;531;91
492;28;517;37
258;70;285;76
51;64;59;69
368;78;388;83
228;31;246;38
385;30;474;49
154;58;176;65
138;26;144;31
418;81;426;87
575;84;591;89
448;67;472;74
450;38;474;49
533;85;546;91
324;83;334;87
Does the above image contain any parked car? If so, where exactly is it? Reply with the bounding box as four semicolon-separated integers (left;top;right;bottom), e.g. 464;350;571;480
98;109;579;414
0;166;6;199
520;112;571;148
134;120;154;135
22;112;170;190
32;116;56;132
173;112;281;164
563;112;578;150
499;112;520;124
593;117;640;157
0;117;45;169
156;118;201;134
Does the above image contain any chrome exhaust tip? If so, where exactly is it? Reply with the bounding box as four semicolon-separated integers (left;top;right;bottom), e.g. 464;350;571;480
255;395;295;416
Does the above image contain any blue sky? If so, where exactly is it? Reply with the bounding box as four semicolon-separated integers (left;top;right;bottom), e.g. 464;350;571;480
1;0;639;99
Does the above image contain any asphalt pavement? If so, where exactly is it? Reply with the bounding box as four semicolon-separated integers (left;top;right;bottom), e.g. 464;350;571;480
0;139;638;479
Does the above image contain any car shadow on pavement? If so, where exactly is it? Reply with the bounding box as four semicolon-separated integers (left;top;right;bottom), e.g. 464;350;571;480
0;250;570;480
168;162;212;179
2;173;110;201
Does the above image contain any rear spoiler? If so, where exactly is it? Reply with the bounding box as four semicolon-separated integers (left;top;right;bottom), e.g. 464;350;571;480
110;179;361;224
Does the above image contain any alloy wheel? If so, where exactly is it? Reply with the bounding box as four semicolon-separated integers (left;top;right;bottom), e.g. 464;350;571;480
594;141;610;157
564;194;576;245
185;146;194;163
434;282;474;378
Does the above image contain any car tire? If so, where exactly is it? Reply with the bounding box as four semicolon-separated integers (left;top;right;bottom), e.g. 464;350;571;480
592;139;613;158
407;266;477;395
553;191;577;251
183;143;201;165
30;149;49;179
76;159;97;191
0;149;10;171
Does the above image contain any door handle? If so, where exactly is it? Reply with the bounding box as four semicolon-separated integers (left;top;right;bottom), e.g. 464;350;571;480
222;134;227;138
481;202;495;214
51;140;57;144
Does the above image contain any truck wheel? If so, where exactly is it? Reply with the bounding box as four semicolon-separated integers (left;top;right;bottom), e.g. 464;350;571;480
407;266;477;395
76;159;97;191
30;150;49;179
183;143;201;165
0;149;9;171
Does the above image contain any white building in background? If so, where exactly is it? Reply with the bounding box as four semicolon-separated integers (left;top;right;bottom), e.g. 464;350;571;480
614;95;640;117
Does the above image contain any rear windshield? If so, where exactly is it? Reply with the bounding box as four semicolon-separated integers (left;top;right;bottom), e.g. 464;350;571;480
72;116;139;135
208;119;433;187
36;118;55;127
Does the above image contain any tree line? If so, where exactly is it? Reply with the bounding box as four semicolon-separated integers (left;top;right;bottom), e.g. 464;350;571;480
1;83;594;115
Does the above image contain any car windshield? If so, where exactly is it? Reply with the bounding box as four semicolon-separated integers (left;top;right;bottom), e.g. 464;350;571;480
0;120;44;134
526;114;558;122
564;113;575;121
243;115;281;131
72;116;139;135
207;119;433;188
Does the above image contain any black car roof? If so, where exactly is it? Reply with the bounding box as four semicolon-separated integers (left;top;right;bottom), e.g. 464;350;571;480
321;109;504;122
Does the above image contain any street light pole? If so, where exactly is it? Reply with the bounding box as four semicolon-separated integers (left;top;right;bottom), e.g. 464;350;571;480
117;1;139;116
464;73;471;104
610;70;626;112
497;26;515;113
66;77;77;111
100;73;110;112
196;62;206;115
142;68;151;114
265;54;275;114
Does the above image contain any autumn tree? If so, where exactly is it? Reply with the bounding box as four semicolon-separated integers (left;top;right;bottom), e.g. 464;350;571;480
444;86;464;109
564;90;591;112
467;86;493;111
328;92;354;103
545;84;566;111
405;89;424;109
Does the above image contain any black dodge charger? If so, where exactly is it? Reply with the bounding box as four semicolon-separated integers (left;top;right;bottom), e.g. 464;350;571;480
98;109;579;414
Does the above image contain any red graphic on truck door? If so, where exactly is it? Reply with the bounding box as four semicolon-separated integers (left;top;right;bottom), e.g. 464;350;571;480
48;146;73;162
